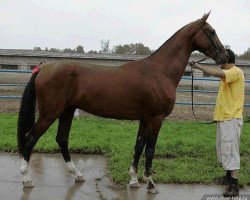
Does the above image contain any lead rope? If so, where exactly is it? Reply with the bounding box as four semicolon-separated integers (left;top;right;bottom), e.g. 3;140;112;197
191;57;215;124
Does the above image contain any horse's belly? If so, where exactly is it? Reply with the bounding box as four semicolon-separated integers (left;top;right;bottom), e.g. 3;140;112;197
76;81;176;120
78;97;141;120
79;97;175;120
81;106;141;120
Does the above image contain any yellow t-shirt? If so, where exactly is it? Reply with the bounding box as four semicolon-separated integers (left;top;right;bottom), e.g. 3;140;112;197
213;66;245;121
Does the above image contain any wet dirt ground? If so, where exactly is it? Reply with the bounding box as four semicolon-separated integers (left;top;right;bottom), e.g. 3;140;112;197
0;153;249;200
0;153;121;200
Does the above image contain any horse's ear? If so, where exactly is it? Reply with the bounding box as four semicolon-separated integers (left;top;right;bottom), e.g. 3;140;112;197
200;11;211;25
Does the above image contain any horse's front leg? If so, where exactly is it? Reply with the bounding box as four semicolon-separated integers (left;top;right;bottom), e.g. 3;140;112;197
143;115;163;194
129;119;147;188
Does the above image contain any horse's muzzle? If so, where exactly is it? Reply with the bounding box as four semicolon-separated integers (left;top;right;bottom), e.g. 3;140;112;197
215;52;229;65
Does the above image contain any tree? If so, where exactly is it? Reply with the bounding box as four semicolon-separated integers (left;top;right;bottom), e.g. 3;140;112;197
34;47;42;51
88;50;98;54
63;48;75;53
100;39;110;53
132;43;152;55
238;48;250;60
113;43;152;55
49;48;61;52
76;45;84;53
114;44;130;54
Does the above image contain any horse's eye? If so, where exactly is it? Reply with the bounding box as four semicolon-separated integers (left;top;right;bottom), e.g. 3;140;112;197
210;29;216;35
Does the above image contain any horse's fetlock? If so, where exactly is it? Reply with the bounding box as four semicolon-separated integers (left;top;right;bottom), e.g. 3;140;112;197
66;161;77;174
20;159;29;174
129;166;137;176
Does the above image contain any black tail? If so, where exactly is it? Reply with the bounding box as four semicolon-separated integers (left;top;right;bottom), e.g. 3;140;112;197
17;72;39;156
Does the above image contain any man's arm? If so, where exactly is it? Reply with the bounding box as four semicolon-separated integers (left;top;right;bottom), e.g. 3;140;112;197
189;61;225;78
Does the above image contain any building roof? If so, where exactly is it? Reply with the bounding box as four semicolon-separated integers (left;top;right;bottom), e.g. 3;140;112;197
0;49;250;66
0;49;146;61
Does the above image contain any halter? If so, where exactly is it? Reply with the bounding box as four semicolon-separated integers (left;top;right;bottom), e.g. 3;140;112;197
198;22;221;60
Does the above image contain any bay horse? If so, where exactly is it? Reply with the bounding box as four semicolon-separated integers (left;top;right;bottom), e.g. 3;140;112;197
18;12;228;192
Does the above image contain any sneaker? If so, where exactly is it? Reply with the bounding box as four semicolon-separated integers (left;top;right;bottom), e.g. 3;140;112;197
223;184;239;197
215;176;230;185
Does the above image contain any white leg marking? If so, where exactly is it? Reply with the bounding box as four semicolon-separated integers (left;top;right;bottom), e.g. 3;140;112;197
129;166;141;188
143;174;152;183
66;161;85;182
21;159;34;188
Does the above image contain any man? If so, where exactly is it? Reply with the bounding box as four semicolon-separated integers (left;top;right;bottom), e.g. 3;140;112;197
189;49;245;197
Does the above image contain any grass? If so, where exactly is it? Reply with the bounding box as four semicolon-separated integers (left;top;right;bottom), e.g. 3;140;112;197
0;113;249;187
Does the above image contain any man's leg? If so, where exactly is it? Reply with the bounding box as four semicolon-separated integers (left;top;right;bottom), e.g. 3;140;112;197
216;122;231;185
220;119;242;197
231;170;239;179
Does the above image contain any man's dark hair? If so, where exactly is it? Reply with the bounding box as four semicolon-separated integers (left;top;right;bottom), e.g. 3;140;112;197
226;49;235;64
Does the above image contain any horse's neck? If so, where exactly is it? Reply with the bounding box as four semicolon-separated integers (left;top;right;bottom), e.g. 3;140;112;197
149;25;195;87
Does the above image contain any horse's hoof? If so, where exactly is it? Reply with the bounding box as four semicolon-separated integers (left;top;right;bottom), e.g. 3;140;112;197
129;182;141;188
23;180;35;188
75;175;85;182
148;187;159;194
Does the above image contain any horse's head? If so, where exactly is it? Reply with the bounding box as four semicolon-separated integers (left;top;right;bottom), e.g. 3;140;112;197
192;12;228;64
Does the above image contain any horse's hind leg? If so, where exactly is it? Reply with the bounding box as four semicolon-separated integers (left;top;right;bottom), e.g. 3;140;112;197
129;119;147;188
143;115;163;194
21;115;57;187
56;107;84;182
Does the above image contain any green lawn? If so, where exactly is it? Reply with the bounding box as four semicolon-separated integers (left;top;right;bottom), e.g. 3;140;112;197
0;113;249;187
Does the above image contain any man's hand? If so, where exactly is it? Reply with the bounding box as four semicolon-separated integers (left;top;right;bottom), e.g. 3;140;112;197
188;61;225;78
188;61;198;69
